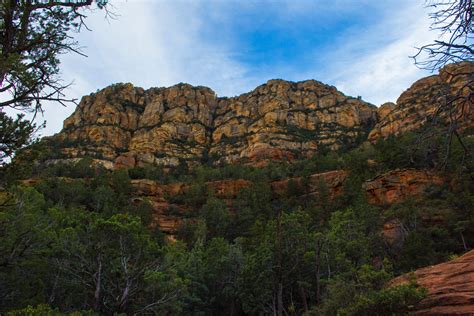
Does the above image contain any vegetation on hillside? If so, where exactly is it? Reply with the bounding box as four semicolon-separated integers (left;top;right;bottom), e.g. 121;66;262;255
0;126;472;315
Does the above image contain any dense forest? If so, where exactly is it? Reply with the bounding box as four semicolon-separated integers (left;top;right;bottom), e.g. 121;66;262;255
1;125;472;315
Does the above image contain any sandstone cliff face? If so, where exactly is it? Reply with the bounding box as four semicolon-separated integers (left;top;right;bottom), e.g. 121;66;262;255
211;80;376;165
363;169;446;205
390;250;474;315
50;62;473;167
368;62;474;142
130;168;446;235
59;83;218;168
129;170;347;234
51;79;377;168
132;170;347;235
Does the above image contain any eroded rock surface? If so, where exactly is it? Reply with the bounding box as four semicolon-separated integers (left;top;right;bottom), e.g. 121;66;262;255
49;62;473;168
211;80;376;165
390;250;474;315
368;61;474;142
131;170;347;234
134;168;448;234
50;80;377;168
363;169;446;205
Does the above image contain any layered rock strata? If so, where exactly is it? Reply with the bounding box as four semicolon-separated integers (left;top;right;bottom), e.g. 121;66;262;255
131;168;446;234
390;250;474;315
52;80;377;168
132;170;348;233
363;169;446;205
49;62;473;168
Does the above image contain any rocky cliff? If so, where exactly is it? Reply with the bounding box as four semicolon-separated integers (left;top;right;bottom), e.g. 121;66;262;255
126;168;446;235
390;250;474;315
363;169;446;205
368;61;474;142
130;170;347;234
47;62;472;168
52;79;378;168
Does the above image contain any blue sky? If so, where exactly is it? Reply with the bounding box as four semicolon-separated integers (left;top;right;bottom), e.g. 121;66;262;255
20;0;440;136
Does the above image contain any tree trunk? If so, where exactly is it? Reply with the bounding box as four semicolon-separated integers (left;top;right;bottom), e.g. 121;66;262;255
276;212;283;316
94;257;102;311
315;244;322;304
277;282;283;316
299;283;308;314
461;232;468;251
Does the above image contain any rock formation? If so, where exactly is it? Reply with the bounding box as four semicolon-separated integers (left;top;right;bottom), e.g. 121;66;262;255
368;61;474;142
390;250;474;315
50;80;377;168
129;168;447;234
130;170;347;234
47;62;473;168
363;169;446;205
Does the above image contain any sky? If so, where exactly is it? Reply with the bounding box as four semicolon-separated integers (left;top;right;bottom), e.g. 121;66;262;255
9;0;441;136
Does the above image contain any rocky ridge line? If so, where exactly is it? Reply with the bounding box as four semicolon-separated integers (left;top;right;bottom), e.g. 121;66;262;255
48;62;473;168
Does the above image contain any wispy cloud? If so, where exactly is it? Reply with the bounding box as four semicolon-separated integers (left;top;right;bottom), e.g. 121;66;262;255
314;2;438;105
6;0;440;136
39;0;250;135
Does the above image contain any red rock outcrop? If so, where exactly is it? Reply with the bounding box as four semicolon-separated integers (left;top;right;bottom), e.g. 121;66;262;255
390;250;474;315
363;169;446;205
365;168;449;247
131;169;347;234
271;170;347;200
381;218;406;247
133;168;450;234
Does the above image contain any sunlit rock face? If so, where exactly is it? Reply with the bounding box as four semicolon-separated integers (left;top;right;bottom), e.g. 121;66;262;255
368;61;474;142
51;79;377;168
50;62;472;168
58;83;218;168
211;79;376;166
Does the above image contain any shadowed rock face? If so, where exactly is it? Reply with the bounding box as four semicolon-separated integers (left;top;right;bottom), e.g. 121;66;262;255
130;170;348;234
129;168;446;235
390;250;474;315
51;80;377;168
363;169;446;205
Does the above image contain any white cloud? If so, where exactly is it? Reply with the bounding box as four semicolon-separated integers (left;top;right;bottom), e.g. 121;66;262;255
36;0;250;136
317;3;438;105
4;1;444;137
